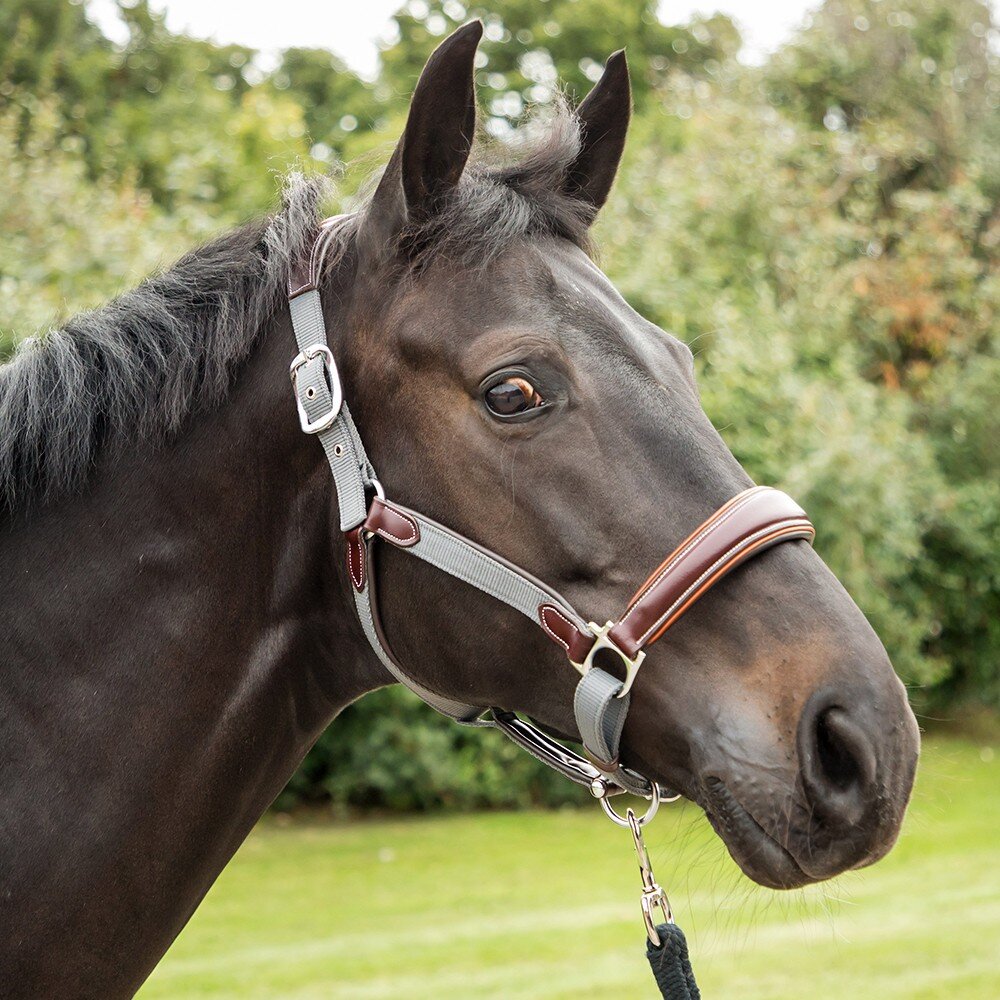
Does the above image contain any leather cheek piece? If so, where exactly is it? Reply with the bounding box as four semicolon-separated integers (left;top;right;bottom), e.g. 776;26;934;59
364;498;420;547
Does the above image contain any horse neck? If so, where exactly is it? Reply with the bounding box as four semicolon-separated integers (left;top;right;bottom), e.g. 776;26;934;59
0;306;385;996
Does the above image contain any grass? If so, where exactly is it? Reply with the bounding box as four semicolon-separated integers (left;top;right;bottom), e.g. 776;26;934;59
140;735;999;998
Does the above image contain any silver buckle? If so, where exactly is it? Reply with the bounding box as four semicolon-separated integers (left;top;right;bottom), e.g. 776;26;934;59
289;345;342;434
570;620;646;699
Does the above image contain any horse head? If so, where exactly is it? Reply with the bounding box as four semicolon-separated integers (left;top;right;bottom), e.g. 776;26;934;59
323;22;920;889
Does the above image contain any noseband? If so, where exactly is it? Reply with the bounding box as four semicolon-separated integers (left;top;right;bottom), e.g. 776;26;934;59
287;219;815;800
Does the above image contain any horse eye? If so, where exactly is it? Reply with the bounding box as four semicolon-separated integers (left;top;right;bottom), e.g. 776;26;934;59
484;377;544;417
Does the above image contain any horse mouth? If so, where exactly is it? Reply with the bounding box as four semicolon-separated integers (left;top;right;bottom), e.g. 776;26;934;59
699;777;811;890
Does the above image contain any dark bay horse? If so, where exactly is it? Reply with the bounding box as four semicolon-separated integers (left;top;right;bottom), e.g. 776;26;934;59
0;22;918;997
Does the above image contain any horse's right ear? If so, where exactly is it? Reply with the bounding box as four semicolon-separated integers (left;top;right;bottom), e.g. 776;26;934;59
362;21;482;256
563;50;631;216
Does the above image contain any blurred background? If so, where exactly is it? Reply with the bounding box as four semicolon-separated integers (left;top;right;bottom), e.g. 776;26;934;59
2;1;998;996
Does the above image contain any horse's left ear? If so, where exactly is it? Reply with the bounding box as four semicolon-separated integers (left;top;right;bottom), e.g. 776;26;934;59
565;50;631;214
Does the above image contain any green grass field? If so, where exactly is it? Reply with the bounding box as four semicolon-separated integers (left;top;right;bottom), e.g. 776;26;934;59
141;736;999;998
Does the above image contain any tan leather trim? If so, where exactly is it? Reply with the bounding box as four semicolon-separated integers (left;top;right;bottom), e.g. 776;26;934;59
623;486;769;614
643;521;814;647
364;498;420;547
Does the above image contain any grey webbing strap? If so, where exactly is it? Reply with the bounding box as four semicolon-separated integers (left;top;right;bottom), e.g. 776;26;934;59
402;507;590;639
574;668;630;764
573;670;651;797
353;578;480;722
387;504;641;783
289;290;480;721
289;290;370;531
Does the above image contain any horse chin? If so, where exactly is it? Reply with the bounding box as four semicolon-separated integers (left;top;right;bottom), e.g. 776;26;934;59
696;777;815;890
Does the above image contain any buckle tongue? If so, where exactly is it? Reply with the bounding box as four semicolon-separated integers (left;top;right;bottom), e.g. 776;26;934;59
570;620;646;699
289;345;342;434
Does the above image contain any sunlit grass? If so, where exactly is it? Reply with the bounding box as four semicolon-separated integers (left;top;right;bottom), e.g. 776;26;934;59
141;736;999;998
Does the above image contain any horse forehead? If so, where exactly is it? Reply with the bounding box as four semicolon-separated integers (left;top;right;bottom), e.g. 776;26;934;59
389;239;622;345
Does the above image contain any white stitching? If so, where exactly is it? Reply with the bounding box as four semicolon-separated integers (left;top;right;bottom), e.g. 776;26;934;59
539;605;573;652
617;487;767;630
347;537;364;590
636;519;811;646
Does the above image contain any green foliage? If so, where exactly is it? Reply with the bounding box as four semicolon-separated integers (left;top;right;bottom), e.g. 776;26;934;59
271;47;383;165
382;0;739;127
277;687;580;812
0;103;227;358
0;0;323;213
2;0;998;806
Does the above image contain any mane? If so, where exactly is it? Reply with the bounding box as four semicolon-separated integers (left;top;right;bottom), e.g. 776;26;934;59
0;103;590;516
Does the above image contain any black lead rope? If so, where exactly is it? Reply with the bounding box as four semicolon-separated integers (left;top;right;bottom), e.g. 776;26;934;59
596;790;700;999
647;922;701;999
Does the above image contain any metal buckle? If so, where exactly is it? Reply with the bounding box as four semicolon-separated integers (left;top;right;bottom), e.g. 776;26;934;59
289;345;342;434
570;620;646;699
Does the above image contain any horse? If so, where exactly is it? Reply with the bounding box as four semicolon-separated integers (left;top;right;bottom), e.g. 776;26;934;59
0;21;919;997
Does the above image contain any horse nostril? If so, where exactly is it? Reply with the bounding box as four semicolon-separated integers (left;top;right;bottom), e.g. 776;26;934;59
799;701;877;829
815;708;861;791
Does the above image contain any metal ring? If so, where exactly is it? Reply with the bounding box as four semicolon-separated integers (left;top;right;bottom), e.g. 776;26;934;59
570;621;647;699
600;780;660;828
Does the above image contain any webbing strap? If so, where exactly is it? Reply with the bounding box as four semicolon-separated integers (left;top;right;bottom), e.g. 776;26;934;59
289;289;370;531
352;559;480;721
574;668;630;764
289;285;481;721
400;504;590;638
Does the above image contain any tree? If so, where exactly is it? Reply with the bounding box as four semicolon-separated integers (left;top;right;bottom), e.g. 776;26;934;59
380;0;740;130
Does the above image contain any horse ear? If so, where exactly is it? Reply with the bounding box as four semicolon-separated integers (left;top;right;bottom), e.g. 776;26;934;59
565;50;631;214
365;21;482;248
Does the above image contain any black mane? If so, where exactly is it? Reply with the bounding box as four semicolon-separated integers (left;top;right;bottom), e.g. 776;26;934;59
0;104;590;515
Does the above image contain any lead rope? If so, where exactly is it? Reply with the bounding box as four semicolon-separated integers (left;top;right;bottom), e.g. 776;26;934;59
597;785;701;998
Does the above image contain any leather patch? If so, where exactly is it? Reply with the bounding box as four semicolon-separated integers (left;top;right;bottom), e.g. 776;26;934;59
364;498;420;548
538;604;594;663
345;527;366;592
